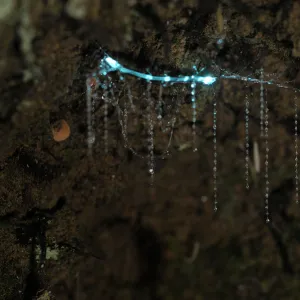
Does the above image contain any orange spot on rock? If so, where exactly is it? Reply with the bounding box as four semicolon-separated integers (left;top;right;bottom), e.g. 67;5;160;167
51;119;70;142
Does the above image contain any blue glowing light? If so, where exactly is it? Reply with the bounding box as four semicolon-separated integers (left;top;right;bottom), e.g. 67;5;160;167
97;54;298;92
145;74;153;81
105;57;120;69
202;76;216;85
100;54;217;86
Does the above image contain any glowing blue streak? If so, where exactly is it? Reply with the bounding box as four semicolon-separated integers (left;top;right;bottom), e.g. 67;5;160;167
99;54;299;91
100;55;217;85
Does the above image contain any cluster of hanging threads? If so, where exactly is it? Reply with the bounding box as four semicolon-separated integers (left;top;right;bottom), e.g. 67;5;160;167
160;93;182;159
264;86;270;223
116;74;129;149
295;95;299;204
86;53;300;219
245;91;250;190
156;84;163;123
146;81;155;185
260;68;264;137
213;97;218;212
191;81;197;152
118;77;137;152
